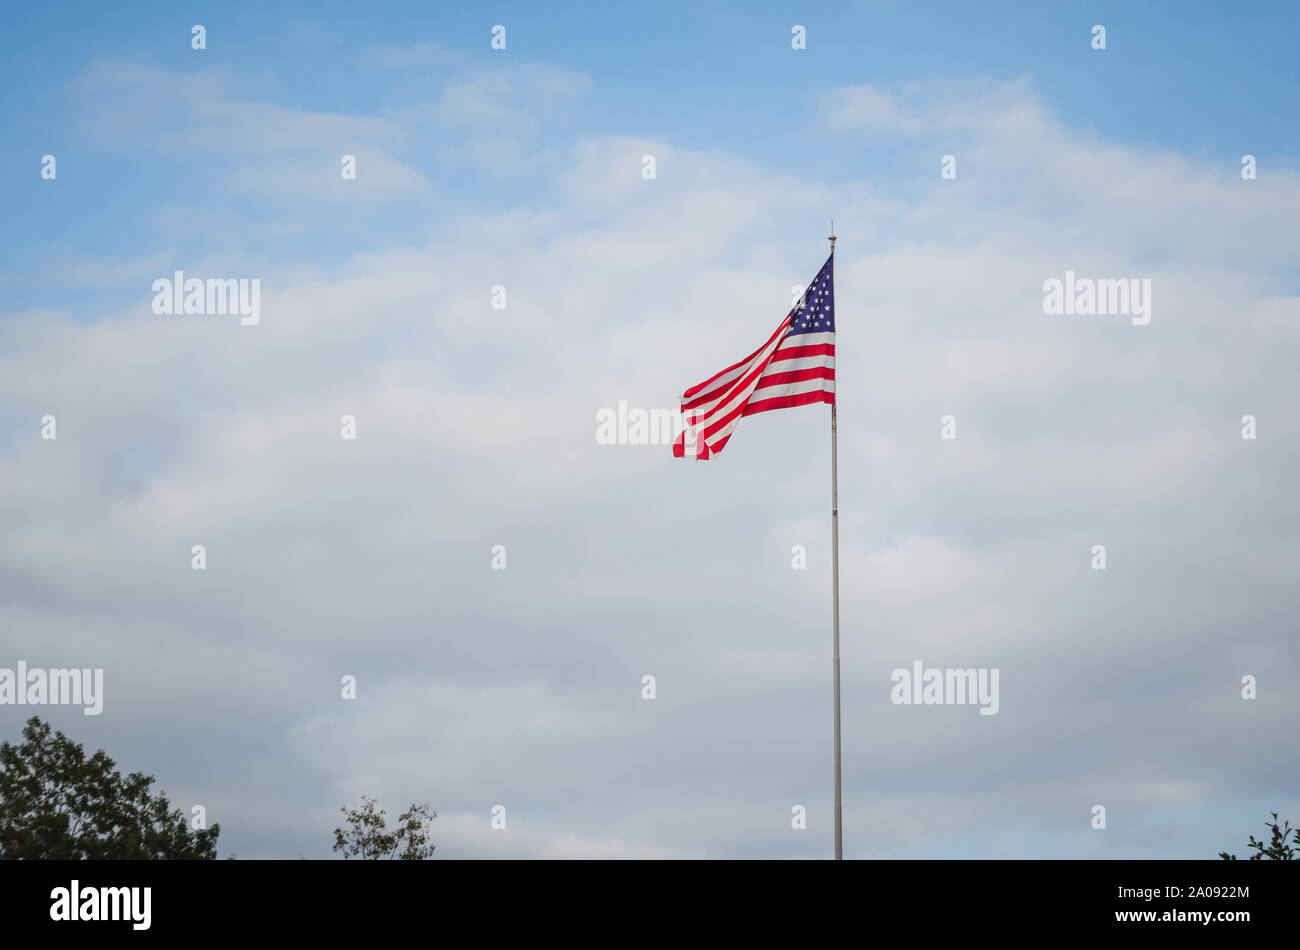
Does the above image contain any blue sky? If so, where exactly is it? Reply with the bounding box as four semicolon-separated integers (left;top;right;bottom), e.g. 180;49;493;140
5;1;1297;316
1;2;1298;859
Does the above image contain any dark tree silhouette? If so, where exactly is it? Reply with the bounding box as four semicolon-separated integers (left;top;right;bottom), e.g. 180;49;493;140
333;795;436;859
0;716;219;859
1219;812;1299;860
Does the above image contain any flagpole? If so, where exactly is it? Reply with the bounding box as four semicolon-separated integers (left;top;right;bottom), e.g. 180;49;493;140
829;223;842;861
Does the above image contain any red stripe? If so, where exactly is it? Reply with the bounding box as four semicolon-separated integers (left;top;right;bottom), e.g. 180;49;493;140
741;388;834;417
683;376;737;412
769;342;835;363
671;433;711;458
753;367;835;389
700;388;755;441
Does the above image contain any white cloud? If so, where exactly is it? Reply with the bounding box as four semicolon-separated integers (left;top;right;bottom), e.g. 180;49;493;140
5;76;1298;859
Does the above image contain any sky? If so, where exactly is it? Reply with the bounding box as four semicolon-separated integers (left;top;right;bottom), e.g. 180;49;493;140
1;1;1298;858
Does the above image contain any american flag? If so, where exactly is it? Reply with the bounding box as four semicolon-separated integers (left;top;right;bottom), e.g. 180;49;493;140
673;253;835;459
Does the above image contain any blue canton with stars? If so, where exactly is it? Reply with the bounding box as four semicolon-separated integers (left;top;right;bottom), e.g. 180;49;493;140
788;253;834;335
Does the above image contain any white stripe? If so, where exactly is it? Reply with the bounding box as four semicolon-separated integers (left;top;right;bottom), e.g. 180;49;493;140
774;331;835;351
690;362;747;400
760;353;835;376
751;374;836;401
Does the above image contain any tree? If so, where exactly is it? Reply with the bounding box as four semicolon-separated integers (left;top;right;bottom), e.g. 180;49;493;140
0;716;219;859
333;796;436;859
1219;812;1299;860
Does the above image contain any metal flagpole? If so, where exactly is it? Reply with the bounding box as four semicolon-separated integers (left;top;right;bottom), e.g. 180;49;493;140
829;222;842;861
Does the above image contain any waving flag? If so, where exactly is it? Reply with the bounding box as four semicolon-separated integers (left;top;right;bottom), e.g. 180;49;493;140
672;235;846;862
673;253;835;458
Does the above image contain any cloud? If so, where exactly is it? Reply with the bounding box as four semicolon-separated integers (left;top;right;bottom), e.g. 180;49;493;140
69;60;396;154
65;59;429;207
426;66;591;128
4;76;1298;860
59;52;593;218
363;41;471;71
64;251;175;287
823;78;1039;136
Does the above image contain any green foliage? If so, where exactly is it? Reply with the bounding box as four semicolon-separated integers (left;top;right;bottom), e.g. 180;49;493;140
1219;812;1299;860
333;795;436;859
0;716;219;860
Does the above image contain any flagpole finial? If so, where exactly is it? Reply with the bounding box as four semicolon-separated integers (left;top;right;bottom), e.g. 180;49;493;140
829;219;836;254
